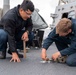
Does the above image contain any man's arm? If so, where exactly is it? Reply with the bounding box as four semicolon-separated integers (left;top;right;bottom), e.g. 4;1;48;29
22;18;33;41
41;48;49;60
41;28;56;60
25;17;33;33
4;19;17;52
3;19;20;62
42;28;56;50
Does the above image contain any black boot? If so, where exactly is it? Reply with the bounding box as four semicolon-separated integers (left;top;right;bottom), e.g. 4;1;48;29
0;50;6;59
8;50;23;58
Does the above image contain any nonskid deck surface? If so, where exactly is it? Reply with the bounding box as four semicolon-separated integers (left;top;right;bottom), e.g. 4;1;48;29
0;43;76;75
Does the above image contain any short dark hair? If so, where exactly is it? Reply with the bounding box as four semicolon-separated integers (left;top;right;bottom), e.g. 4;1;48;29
20;0;34;12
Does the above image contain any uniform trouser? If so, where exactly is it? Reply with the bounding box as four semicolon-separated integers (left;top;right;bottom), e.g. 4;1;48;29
0;29;8;52
0;29;34;52
54;36;76;66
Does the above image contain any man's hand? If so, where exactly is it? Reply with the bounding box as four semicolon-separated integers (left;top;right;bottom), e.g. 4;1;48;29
51;51;61;61
10;52;21;62
41;48;49;61
21;31;29;41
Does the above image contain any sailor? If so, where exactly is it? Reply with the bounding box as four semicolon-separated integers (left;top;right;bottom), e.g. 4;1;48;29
0;0;34;62
41;18;76;66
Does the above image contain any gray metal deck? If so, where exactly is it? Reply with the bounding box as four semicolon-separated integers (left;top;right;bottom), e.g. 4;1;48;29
0;43;76;75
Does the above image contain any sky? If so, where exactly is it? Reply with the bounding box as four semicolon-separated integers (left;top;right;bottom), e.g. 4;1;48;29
0;0;59;25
